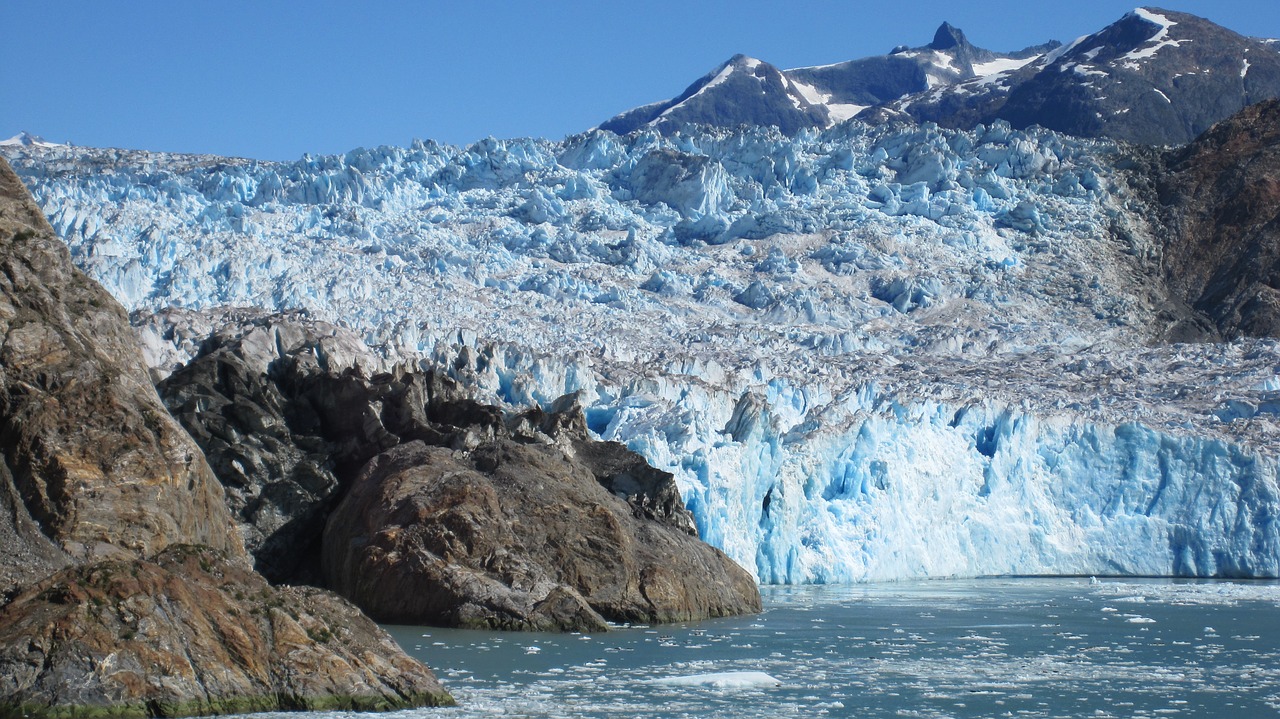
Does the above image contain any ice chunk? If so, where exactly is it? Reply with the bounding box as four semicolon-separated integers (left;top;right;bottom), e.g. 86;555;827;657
651;671;782;688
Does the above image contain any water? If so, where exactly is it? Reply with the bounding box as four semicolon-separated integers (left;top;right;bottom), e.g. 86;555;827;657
337;579;1280;717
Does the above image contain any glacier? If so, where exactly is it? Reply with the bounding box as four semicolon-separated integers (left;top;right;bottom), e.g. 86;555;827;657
6;120;1280;583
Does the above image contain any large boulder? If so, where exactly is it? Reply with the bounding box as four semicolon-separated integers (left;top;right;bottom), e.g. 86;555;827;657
0;158;243;596
0;545;452;717
322;433;761;631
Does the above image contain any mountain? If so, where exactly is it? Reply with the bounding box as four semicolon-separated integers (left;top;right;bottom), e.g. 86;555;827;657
0;132;62;149
600;54;830;135
978;8;1280;145
8;108;1280;584
601;22;1055;136
600;8;1280;146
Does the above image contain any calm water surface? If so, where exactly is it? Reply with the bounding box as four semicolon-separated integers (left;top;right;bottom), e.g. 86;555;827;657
299;579;1280;718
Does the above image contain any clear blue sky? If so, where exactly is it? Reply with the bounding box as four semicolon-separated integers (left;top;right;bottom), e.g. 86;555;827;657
5;1;1280;161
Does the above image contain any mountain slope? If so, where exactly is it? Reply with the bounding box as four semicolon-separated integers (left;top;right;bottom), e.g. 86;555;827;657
993;8;1280;144
1156;98;1280;337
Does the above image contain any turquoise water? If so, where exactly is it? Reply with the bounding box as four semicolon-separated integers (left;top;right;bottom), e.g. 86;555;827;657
367;579;1280;717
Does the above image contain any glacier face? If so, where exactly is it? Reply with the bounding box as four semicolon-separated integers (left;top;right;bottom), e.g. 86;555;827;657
6;121;1280;582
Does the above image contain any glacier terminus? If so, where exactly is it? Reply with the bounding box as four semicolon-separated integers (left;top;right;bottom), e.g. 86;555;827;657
6;114;1280;585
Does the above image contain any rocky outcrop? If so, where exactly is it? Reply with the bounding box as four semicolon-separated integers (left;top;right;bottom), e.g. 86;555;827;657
0;545;452;717
0;157;243;595
322;435;761;631
156;315;760;630
1156;98;1280;339
0;159;452;715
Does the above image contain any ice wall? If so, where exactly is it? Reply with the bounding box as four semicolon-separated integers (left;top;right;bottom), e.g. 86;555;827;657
428;335;1280;583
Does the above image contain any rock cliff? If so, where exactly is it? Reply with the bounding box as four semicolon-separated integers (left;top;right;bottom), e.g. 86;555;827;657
0;157;242;595
0;158;453;715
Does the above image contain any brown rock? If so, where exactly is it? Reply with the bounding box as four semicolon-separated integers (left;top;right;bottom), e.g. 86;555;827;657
0;157;243;596
0;161;452;716
323;439;761;631
0;545;453;717
1157;98;1280;339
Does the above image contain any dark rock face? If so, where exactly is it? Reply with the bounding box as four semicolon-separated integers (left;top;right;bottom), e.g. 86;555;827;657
0;545;452;717
995;9;1280;146
0;157;243;596
1155;98;1280;339
322;438;760;630
157;319;378;584
158;315;760;630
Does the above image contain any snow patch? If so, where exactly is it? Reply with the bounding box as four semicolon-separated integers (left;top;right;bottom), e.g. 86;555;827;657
931;51;958;74
826;103;869;123
1071;64;1108;78
785;77;868;126
973;55;1040;77
1120;9;1188;63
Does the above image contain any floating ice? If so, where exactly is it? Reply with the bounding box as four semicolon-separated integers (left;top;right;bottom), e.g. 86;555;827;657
651;671;782;688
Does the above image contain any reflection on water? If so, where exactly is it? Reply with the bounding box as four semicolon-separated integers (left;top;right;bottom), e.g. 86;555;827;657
260;578;1280;718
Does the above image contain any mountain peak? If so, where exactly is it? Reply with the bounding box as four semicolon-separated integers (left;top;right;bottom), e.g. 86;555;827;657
930;22;969;51
0;131;57;148
725;53;764;70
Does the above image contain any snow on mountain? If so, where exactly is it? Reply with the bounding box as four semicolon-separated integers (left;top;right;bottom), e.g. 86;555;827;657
602;8;1280;147
0;132;63;148
600;54;829;135
886;8;1280;145
6;119;1280;583
602;19;1056;136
